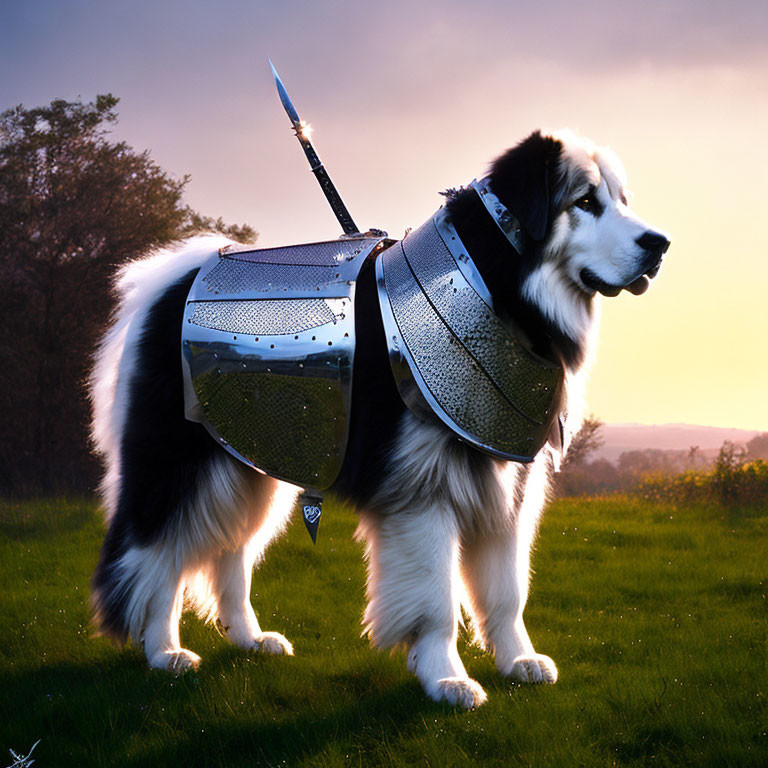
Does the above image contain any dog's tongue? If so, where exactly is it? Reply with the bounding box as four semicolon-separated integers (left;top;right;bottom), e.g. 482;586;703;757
625;276;650;295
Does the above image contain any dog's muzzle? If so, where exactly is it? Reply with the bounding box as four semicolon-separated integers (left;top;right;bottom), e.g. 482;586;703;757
581;230;670;297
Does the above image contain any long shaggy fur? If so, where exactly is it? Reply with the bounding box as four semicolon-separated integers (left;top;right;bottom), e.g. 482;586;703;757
89;130;668;705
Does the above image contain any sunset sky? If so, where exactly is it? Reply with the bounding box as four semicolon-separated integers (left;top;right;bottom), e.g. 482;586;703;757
2;1;766;430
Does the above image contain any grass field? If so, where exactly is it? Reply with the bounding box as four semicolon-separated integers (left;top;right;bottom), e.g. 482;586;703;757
0;495;766;767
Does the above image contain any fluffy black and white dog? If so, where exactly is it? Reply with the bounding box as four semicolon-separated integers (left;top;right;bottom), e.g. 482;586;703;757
90;130;669;708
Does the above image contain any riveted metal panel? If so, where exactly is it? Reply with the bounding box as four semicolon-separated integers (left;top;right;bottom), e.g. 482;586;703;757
376;212;563;462
182;236;392;491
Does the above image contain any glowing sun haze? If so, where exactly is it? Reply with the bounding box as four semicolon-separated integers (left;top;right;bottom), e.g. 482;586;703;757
2;0;766;430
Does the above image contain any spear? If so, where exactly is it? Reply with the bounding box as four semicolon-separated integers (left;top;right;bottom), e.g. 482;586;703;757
268;58;360;236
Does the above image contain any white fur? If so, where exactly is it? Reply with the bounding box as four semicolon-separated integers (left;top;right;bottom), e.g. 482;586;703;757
356;412;559;705
102;451;298;669
521;259;593;341
539;131;662;295
91;132;662;705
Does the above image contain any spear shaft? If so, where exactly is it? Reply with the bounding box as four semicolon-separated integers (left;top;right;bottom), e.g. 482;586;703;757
269;59;360;235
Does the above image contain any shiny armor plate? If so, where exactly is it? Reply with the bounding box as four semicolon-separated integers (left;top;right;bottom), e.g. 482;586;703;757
182;235;391;492
376;209;564;462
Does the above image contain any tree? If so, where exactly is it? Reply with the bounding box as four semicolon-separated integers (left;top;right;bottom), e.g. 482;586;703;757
746;433;768;461
561;415;604;470
0;95;256;492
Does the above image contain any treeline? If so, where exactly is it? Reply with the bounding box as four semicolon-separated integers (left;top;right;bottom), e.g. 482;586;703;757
634;448;768;507
0;95;255;494
557;418;768;504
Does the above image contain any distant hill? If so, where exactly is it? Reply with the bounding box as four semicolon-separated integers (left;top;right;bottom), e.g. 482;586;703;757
595;423;762;464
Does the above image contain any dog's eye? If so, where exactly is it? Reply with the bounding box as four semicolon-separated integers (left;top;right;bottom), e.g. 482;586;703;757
574;193;597;213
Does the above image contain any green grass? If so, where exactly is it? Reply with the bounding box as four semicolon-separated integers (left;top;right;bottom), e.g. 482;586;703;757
1;495;766;767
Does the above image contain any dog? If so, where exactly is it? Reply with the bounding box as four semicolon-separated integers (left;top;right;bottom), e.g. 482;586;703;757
89;129;669;708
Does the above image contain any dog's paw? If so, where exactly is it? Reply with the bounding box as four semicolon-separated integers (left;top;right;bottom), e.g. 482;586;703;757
432;677;488;709
508;653;558;684
148;648;201;675
252;631;294;656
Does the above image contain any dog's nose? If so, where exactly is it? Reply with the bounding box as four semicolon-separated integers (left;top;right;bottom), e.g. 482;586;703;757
636;231;670;257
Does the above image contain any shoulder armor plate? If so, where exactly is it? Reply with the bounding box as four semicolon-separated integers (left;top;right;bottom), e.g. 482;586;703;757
376;210;564;462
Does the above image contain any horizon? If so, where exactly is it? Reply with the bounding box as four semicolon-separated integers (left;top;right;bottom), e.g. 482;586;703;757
1;1;766;432
601;422;762;431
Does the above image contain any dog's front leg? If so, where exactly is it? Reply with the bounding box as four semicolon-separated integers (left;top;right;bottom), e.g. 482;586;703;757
461;522;558;685
357;505;487;708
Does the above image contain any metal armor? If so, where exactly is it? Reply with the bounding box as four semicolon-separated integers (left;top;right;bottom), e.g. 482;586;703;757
376;208;564;463
183;201;564;499
181;235;391;495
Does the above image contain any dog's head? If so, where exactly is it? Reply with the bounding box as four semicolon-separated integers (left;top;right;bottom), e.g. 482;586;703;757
489;130;670;301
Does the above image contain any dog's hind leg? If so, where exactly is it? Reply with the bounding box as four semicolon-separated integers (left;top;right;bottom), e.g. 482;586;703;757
212;543;293;655
139;550;201;672
357;505;487;709
211;478;298;655
95;540;202;673
460;458;558;684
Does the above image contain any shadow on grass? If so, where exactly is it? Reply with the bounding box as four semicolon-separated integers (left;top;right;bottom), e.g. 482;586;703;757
1;645;469;768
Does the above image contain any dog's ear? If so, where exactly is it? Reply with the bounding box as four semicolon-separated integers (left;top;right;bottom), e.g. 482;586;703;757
488;131;562;242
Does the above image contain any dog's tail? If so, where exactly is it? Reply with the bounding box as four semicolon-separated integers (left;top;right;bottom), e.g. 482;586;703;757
89;235;231;520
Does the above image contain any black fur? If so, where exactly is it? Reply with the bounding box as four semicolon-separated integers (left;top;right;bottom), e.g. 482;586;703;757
447;131;588;369
331;257;406;506
92;270;217;641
